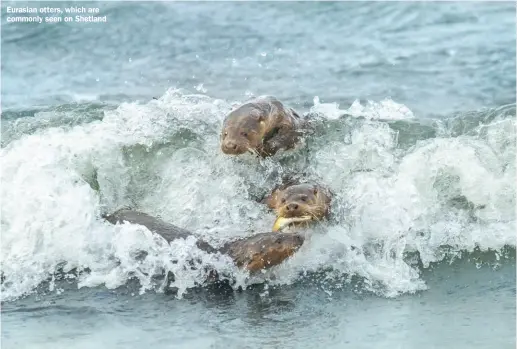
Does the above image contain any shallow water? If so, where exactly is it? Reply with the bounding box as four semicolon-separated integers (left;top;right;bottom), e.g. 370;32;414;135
1;2;516;348
2;255;515;349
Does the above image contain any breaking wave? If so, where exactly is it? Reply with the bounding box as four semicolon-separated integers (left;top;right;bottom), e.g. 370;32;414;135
1;89;515;301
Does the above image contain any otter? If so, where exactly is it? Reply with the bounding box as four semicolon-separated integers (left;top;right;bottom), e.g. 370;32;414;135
263;183;332;232
220;96;305;157
103;209;304;273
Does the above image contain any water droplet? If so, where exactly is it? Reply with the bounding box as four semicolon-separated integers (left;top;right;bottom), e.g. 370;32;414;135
195;83;207;93
260;52;267;57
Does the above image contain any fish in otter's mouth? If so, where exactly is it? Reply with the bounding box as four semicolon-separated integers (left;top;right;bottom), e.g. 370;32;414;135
265;183;332;232
272;215;314;232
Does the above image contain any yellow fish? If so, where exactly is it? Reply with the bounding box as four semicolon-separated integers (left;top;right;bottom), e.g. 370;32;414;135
272;215;313;232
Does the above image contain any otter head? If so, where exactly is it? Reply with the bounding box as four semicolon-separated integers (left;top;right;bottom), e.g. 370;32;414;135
221;105;267;155
266;183;331;231
221;232;305;273
245;233;304;272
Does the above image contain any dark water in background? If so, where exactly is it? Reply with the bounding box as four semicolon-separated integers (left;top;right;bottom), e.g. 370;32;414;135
1;2;516;349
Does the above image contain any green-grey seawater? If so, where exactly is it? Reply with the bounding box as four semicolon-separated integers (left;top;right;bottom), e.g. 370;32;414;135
1;2;515;348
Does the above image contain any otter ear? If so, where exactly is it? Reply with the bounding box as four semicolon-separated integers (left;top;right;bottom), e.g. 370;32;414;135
252;111;266;122
313;187;318;195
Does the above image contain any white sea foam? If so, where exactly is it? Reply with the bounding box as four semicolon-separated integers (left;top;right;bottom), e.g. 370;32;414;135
1;89;515;301
311;96;415;120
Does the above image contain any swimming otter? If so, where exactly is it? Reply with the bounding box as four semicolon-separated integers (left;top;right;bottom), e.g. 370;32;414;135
103;209;304;273
220;96;305;157
263;183;332;232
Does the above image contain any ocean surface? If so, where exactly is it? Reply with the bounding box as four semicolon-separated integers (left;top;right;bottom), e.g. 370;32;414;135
1;2;516;348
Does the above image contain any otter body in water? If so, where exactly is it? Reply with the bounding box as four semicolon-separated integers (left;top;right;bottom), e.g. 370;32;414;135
103;209;304;273
220;96;305;157
264;183;332;232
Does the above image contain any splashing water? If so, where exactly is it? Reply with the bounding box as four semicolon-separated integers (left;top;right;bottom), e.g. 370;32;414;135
1;89;515;301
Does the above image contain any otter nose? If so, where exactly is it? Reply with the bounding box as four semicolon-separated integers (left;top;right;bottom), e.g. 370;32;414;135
223;140;238;150
286;203;299;211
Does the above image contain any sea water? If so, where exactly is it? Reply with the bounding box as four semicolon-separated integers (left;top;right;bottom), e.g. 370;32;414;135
1;2;515;348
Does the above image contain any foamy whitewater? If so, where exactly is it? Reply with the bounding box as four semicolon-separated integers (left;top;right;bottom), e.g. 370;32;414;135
2;2;516;347
2;89;515;301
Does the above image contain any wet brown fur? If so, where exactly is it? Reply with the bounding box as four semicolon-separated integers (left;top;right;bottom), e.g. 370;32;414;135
265;183;332;224
103;209;304;273
220;96;303;157
219;232;304;271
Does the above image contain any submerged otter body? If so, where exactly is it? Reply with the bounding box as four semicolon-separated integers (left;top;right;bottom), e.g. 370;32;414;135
220;96;305;157
264;182;332;232
103;209;304;273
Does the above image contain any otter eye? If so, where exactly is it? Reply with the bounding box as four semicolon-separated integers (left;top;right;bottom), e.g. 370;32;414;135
223;131;228;138
301;196;307;202
281;198;286;204
241;132;248;138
